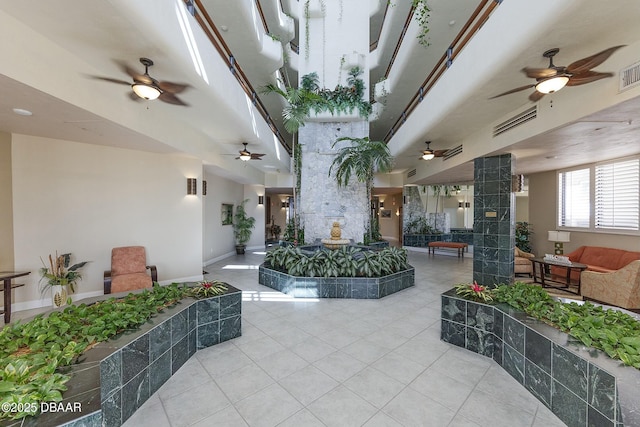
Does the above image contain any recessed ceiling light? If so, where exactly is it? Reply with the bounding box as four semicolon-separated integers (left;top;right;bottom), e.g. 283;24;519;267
13;108;32;116
220;25;228;31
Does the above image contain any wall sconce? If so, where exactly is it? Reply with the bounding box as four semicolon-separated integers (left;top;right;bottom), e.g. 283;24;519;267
281;202;287;208
258;196;264;205
380;201;384;209
202;180;207;196
465;202;470;208
458;202;464;208
548;230;571;255
403;196;407;205
187;178;197;195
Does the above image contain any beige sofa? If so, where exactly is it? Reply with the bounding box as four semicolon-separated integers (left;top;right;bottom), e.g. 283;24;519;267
515;247;535;276
581;260;640;310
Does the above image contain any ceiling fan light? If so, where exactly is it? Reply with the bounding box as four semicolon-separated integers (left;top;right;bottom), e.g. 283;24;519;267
132;83;162;100
422;152;435;160
535;76;569;94
239;153;251;161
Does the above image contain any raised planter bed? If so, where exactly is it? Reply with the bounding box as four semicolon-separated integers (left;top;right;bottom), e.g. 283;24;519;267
259;264;414;298
3;285;242;427
440;289;640;426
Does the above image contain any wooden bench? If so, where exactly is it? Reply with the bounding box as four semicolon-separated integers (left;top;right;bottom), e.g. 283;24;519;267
428;241;468;258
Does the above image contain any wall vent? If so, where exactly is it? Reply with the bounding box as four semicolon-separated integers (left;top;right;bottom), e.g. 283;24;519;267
407;169;417;178
620;61;640;92
493;106;537;137
442;144;463;161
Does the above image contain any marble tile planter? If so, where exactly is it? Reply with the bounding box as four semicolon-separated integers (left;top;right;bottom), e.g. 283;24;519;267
17;286;242;427
441;289;640;427
259;264;414;298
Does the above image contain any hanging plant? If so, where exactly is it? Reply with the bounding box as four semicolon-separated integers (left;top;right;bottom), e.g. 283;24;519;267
412;0;431;47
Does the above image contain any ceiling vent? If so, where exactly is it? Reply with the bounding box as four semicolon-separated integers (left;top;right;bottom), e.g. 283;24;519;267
443;144;463;161
493;106;537;137
407;169;417;178
620;61;640;92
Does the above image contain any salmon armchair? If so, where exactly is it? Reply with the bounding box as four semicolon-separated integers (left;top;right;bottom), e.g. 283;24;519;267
104;246;157;294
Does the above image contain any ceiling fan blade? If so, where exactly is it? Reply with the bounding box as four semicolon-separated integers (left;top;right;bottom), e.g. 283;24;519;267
251;153;265;159
90;76;131;86
158;92;188;106
158;81;190;94
117;61;147;82
529;91;545;102
433;150;448;158
567;71;613;86
489;84;536;99
522;67;558;79
566;45;625;74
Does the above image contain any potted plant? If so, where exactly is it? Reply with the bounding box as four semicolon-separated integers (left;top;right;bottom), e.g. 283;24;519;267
270;223;281;240
39;252;88;307
233;199;256;254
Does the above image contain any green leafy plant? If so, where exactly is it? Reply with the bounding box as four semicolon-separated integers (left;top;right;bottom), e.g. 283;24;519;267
39;252;88;294
261;68;371;133
189;280;228;298
493;282;640;369
233;199;256;246
403;215;436;235
264;246;408;278
515;221;533;253
412;0;431;47
0;283;204;420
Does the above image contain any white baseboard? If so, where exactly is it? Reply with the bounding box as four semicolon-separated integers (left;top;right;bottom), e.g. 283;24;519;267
203;251;236;267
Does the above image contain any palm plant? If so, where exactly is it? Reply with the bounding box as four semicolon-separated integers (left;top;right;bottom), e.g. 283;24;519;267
329;136;394;241
260;79;322;134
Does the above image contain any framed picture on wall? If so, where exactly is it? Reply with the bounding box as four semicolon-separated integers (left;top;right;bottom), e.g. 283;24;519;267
380;209;391;218
221;203;233;225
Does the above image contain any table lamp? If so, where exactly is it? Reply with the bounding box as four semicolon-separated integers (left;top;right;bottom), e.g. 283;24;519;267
548;231;570;255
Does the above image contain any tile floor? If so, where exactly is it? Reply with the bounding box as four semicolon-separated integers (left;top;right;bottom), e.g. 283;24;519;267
4;249;567;426
121;249;566;427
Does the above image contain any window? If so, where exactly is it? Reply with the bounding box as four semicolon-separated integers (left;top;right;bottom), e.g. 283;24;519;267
558;156;640;233
558;168;590;228
595;158;640;230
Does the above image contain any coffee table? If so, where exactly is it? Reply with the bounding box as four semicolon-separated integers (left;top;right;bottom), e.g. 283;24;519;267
530;258;588;295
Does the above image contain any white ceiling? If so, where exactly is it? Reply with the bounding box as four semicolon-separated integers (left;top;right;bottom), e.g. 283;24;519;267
1;0;639;187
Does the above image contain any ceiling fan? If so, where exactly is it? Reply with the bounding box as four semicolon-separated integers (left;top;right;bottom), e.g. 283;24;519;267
490;45;625;102
419;141;448;160
235;143;265;161
90;57;190;106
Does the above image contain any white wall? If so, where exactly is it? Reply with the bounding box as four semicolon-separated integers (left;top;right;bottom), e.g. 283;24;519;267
0;132;13;270
202;171;243;263
11;134;203;309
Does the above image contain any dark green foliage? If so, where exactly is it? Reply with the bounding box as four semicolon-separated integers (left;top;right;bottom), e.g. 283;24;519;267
233;199;256;245
403;215;436;234
261;67;371;133
494;282;640;369
264;246;408;278
515;222;533;253
0;283;193;420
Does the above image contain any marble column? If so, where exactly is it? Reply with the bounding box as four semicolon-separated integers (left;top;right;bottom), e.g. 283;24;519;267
473;154;515;285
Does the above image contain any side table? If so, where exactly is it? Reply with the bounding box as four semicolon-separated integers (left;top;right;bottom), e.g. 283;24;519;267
0;271;30;324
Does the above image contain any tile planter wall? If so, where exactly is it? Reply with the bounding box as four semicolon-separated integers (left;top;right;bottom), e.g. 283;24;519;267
259;264;414;298
441;289;640;427
19;286;242;427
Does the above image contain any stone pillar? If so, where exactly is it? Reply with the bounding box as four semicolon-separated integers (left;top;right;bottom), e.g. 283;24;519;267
473;155;515;286
299;121;369;243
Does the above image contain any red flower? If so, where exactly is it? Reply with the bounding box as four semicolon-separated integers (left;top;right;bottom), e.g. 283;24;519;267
472;281;484;293
202;282;212;289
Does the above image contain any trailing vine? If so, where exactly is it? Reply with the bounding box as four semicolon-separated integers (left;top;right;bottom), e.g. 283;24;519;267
412;0;431;47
